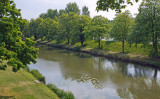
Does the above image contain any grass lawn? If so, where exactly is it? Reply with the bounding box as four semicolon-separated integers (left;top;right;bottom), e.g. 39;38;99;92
0;67;59;99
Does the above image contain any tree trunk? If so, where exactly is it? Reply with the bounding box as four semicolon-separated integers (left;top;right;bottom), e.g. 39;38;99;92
153;36;158;58
129;43;132;47
81;40;83;47
80;34;84;47
98;38;100;49
67;37;69;45
135;43;137;48
122;39;124;53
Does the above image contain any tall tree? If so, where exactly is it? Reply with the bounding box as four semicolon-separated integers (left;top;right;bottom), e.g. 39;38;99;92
84;15;110;49
96;0;139;12
39;9;58;19
28;18;43;40
82;6;90;17
39;13;47;19
58;9;65;17
48;9;58;19
59;12;77;44
72;15;91;46
65;2;80;15
110;11;134;53
131;0;160;57
0;0;38;72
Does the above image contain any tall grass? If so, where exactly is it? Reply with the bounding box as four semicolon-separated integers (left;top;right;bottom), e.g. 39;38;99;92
29;69;75;99
30;69;45;84
46;84;75;99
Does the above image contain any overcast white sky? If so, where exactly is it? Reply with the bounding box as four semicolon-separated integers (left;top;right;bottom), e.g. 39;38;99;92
13;0;142;20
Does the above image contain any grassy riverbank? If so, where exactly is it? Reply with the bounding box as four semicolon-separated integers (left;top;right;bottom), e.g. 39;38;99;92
37;40;160;68
0;67;59;99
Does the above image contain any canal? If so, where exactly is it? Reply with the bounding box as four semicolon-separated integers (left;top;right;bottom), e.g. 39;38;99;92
29;46;160;99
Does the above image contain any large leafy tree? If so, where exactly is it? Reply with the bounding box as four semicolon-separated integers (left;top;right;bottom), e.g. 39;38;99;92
59;12;77;44
28;18;43;40
131;0;160;57
0;0;38;72
96;0;139;12
43;18;59;41
71;15;91;46
84;15;110;49
82;6;90;17
39;9;58;19
65;2;80;15
58;9;65;17
110;11;134;53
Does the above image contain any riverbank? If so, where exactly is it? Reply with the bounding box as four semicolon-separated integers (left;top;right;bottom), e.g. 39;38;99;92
0;67;59;99
37;41;160;68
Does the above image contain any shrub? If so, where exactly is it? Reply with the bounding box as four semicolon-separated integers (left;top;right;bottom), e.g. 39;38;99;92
30;69;45;84
46;84;75;99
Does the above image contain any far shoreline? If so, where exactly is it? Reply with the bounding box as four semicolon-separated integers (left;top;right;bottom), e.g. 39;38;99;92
37;41;160;68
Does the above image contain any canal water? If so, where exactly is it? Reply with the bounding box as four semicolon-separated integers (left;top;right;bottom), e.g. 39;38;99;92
29;46;160;99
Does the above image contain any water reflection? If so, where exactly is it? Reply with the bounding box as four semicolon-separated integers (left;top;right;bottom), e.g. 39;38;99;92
29;46;160;99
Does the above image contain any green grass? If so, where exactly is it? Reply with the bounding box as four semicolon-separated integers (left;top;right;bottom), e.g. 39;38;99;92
84;40;158;56
49;39;156;56
30;69;45;84
46;84;75;99
0;67;59;99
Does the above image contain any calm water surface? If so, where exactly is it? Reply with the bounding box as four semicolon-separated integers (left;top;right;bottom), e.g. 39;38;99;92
29;46;160;99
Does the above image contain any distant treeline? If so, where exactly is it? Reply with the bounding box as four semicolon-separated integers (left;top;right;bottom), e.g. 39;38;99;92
21;1;160;57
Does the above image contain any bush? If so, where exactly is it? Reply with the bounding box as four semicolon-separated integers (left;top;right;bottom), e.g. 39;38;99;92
46;84;75;99
30;69;45;84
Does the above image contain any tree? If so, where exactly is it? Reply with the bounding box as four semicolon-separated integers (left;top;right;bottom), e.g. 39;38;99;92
96;0;139;12
59;12;77;44
84;15;110;49
0;0;38;72
39;13;47;19
131;0;160;57
47;9;58;19
71;15;91;46
65;2;80;15
39;9;58;19
28;18;43;40
44;18;59;41
110;11;134;53
82;6;90;17
58;9;65;17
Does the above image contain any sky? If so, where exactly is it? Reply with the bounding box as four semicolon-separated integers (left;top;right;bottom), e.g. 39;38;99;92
13;0;142;20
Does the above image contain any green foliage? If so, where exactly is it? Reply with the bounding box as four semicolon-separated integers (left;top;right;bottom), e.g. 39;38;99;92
65;2;80;15
110;10;134;52
19;1;160;58
130;0;160;57
30;69;45;84
39;9;58;19
38;18;59;41
84;15;110;49
82;6;90;17
0;0;38;72
47;84;75;99
71;15;91;46
28;18;44;40
59;12;77;44
96;0;139;12
58;9;66;17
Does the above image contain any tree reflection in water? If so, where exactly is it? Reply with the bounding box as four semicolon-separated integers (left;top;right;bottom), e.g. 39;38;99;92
35;46;160;99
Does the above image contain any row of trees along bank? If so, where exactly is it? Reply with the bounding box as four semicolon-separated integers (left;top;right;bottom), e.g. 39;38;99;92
22;1;160;58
